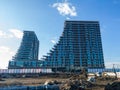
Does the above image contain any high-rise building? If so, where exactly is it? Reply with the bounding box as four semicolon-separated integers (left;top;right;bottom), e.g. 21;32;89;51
8;31;42;69
42;21;104;71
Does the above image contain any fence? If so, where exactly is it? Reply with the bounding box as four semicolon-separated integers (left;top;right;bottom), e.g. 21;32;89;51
0;68;52;74
88;68;120;73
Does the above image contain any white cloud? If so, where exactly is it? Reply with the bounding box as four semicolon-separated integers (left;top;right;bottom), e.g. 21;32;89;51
51;40;56;44
0;46;15;69
0;30;13;38
52;2;77;16
0;46;10;53
0;46;15;55
0;29;23;39
9;29;23;39
0;30;5;36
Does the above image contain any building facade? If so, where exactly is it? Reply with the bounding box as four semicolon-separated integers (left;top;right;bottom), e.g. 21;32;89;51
42;21;105;71
8;31;42;69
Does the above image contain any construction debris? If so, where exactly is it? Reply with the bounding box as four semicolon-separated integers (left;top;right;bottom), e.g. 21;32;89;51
105;82;120;90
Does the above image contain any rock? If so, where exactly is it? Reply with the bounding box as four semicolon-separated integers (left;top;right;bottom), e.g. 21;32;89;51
87;77;96;82
54;80;61;84
47;81;54;85
105;82;120;90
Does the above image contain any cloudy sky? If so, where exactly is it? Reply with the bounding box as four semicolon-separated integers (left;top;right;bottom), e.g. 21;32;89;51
0;0;120;69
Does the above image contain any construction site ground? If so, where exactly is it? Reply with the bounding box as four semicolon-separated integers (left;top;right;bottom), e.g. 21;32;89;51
0;73;120;90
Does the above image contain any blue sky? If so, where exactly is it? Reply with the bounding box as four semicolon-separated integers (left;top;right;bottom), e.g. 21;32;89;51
0;0;120;69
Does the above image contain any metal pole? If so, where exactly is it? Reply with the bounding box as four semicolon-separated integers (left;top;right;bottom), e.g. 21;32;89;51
113;64;117;79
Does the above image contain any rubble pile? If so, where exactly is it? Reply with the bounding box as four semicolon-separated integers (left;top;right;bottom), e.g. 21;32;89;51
60;80;95;90
60;74;94;90
96;76;116;81
105;82;120;90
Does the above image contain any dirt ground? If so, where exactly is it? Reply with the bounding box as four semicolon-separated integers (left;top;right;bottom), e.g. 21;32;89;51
0;75;119;90
0;77;68;86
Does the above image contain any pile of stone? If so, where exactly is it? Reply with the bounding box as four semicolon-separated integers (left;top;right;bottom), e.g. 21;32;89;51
60;80;94;90
44;80;62;85
59;74;94;90
0;78;5;81
105;82;120;90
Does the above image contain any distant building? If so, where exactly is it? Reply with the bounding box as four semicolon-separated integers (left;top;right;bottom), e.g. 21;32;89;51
42;21;105;71
8;31;42;69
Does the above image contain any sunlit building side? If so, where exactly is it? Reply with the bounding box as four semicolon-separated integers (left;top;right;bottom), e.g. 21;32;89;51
42;21;105;71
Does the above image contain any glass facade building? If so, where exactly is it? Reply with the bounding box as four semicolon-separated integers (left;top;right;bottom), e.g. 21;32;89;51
8;31;42;69
42;21;105;71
